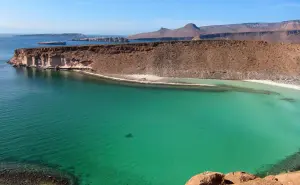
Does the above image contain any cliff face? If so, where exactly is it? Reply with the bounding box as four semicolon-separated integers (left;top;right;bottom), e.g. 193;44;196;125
9;40;300;81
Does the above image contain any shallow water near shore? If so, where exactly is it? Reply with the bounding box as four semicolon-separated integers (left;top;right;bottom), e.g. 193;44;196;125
1;62;300;185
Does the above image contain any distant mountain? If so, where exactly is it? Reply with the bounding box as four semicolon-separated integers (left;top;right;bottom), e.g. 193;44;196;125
200;30;300;43
128;20;300;40
129;23;201;39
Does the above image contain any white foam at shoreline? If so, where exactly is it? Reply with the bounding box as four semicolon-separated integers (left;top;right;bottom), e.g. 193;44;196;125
244;80;300;91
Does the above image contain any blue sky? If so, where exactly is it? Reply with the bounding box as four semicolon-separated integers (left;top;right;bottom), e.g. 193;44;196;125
0;0;299;34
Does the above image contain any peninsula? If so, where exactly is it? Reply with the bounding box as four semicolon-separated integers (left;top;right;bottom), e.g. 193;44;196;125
72;36;129;43
8;40;300;86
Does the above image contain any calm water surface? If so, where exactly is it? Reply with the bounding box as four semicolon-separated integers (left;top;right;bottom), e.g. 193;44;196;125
0;36;300;185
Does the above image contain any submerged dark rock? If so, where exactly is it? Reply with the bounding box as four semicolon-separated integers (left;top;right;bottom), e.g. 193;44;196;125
255;149;300;177
280;98;296;102
125;133;133;138
55;65;60;71
0;161;79;185
216;84;280;95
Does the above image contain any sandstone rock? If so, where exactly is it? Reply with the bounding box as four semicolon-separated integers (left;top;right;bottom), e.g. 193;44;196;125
185;171;225;185
236;178;283;185
275;171;300;185
185;171;300;185
225;171;257;183
264;175;278;182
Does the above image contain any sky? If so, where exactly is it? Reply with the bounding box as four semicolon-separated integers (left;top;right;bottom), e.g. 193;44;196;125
0;0;299;35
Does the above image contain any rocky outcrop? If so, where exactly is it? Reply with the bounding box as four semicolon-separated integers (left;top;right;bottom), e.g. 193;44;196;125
185;172;225;185
8;40;300;83
225;172;257;183
185;171;300;185
128;20;300;39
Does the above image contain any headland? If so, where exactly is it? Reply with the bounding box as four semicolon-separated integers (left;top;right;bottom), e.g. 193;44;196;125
8;40;300;89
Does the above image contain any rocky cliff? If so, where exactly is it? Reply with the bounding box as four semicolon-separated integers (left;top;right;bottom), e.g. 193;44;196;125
9;40;300;82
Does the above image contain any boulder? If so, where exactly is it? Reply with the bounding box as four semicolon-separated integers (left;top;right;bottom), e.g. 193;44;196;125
185;171;225;185
225;171;257;183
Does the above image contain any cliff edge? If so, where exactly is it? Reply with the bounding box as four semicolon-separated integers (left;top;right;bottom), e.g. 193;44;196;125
9;40;300;83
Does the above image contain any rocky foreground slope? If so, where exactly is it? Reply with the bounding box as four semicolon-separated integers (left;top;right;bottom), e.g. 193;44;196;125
185;171;300;185
9;40;300;83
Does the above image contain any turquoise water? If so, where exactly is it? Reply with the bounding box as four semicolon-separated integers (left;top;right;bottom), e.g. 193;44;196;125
1;36;300;185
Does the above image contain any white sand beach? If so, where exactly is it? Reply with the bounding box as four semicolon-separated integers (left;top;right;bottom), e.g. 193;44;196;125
77;71;215;87
125;74;164;81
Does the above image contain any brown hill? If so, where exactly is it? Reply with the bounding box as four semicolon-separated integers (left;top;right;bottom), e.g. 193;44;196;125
129;23;201;39
200;30;300;43
128;20;300;39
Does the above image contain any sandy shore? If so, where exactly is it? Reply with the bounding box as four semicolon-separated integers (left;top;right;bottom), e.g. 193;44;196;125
245;80;300;91
75;71;300;91
125;74;164;81
76;71;215;87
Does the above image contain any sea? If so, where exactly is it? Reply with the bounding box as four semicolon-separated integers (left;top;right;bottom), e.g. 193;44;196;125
0;35;300;185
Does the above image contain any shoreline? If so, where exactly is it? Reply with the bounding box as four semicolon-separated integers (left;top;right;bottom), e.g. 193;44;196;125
244;80;300;91
73;71;298;96
77;71;300;91
76;71;216;88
